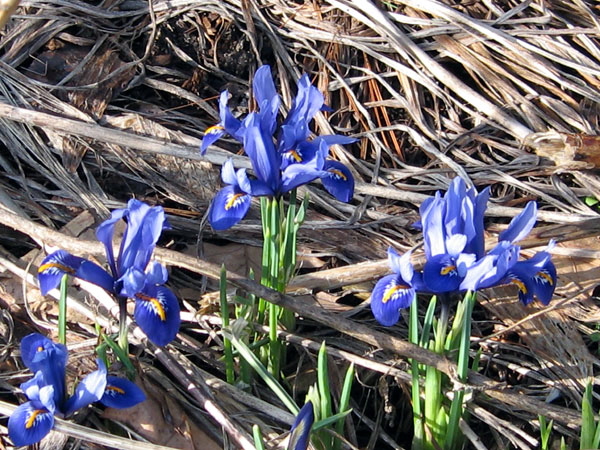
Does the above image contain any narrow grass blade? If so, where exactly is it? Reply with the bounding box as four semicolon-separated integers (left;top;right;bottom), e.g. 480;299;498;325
224;324;299;415
252;425;266;450
333;362;354;450
581;381;595;450
220;264;235;384
409;295;424;450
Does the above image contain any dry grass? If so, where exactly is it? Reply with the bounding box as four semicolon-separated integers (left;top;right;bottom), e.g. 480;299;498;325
0;0;599;448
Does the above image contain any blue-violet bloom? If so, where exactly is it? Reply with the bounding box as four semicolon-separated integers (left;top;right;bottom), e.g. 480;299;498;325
38;199;181;346
8;333;145;447
371;177;557;326
200;65;356;230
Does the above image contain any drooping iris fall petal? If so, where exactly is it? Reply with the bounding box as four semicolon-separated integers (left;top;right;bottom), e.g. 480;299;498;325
134;285;181;346
370;274;415;327
100;376;146;409
8;401;55;447
38;250;114;295
209;185;252;231
320;160;354;203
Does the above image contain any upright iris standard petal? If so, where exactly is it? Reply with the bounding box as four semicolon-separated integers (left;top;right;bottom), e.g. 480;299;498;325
95;208;127;276
253;65;280;131
134;285;181;346
209;185;252;230
371;274;415;326
320;160;354;203
498;201;537;243
420;195;446;258
287;401;314;450
243;115;281;192
63;359;107;416
118;199;170;275
38;250;114;295
100;376;146;409
200;90;243;154
8;401;55;447
469;186;490;258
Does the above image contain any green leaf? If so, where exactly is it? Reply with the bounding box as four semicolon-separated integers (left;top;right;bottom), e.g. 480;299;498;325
224;321;299;415
584;196;599;207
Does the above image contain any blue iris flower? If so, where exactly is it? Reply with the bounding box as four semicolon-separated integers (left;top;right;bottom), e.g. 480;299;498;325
8;333;145;447
371;177;557;326
38;199;181;346
287;401;314;450
200;65;356;230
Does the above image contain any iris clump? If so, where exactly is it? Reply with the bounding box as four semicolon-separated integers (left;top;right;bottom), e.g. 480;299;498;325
8;333;145;447
200;64;355;230
38;199;181;347
371;176;557;326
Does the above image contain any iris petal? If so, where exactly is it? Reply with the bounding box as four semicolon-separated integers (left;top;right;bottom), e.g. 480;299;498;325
118;199;169;275
423;254;462;293
200;125;225;154
370;274;415;326
38;250;114;295
532;261;557;305
421;195;446;258
209;185;252;230
320;160;354;202
20;334;67;405
219;90;243;138
499;201;537;243
243;115;280;191
100;376;146;409
21;334;67;373
134;285;181;346
506;253;556;305
95;208;127;276
288;401;314;450
8;401;55;447
63;359;107;416
253;65;279;124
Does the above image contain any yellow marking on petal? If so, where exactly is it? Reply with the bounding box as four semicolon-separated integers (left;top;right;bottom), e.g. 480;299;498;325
38;262;75;275
440;265;456;276
25;409;45;429
328;169;347;181
225;193;245;210
37;346;44;352
106;385;125;395
537;271;554;285
205;124;224;134
136;293;166;321
286;150;303;162
382;284;409;304
510;278;527;293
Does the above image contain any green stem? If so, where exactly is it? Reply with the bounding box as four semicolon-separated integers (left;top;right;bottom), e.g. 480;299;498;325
118;296;129;354
58;274;68;345
445;290;476;450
